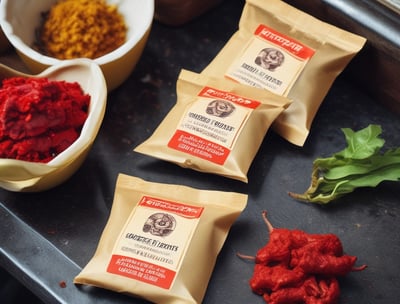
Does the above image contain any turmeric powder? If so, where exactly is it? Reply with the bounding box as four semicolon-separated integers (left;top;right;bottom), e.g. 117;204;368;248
38;0;127;59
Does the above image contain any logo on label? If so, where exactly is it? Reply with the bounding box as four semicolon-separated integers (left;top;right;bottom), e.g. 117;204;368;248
143;213;177;237
206;99;236;118
254;48;285;71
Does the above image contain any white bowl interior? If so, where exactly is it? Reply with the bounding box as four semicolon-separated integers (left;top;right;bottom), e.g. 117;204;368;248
0;0;154;65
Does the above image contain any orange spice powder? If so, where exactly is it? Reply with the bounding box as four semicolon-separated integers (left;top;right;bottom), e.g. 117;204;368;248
40;0;127;59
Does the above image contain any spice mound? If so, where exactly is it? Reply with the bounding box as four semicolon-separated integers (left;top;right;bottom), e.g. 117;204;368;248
238;211;367;304
37;0;127;59
0;77;90;163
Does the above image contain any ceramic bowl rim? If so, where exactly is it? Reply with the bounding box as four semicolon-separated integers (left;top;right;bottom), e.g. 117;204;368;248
0;0;155;66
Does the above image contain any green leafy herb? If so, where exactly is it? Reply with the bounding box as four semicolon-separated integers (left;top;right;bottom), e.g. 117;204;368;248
288;124;400;204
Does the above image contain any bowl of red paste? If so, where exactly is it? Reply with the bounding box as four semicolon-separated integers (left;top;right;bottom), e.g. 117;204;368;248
0;0;154;91
0;59;107;192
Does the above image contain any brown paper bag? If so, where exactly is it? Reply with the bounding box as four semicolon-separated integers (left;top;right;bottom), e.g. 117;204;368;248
74;174;247;303
202;0;367;146
134;69;291;182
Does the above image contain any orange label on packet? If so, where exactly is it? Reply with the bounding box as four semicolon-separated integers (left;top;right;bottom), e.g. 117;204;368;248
225;24;315;95
168;130;230;165
107;196;203;289
198;87;261;109
168;86;260;165
107;255;176;289
139;196;204;218
254;25;315;59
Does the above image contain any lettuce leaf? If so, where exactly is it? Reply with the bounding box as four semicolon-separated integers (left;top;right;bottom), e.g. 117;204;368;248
288;124;400;204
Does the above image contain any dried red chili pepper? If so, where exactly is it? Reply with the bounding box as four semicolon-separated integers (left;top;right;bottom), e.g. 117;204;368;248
264;276;340;304
250;263;305;294
254;227;293;266
254;218;344;268
238;211;367;304
0;77;90;162
294;247;365;276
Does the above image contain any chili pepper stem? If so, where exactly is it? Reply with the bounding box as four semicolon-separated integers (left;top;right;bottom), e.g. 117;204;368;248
235;211;274;263
236;252;256;261
352;264;368;272
261;210;274;233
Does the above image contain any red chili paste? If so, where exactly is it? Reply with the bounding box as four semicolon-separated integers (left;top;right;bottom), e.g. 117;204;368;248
0;77;90;162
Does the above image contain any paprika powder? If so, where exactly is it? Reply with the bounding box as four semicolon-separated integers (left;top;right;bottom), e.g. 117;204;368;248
0;77;90;163
238;211;367;304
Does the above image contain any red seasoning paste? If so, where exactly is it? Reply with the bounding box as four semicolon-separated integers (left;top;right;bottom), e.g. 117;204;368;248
0;77;90;162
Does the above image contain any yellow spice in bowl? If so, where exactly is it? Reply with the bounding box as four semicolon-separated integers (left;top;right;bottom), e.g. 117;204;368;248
38;0;127;59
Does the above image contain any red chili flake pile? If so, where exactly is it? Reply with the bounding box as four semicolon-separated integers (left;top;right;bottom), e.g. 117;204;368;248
238;211;367;304
0;77;90;162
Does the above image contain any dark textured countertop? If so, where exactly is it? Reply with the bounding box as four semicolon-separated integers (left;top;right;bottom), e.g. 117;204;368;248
1;1;400;303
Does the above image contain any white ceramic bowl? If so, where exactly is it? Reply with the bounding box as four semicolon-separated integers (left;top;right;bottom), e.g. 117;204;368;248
0;0;154;91
0;59;107;192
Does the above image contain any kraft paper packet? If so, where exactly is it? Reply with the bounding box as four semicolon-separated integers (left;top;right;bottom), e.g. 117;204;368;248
201;0;367;146
134;69;291;183
74;173;247;304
